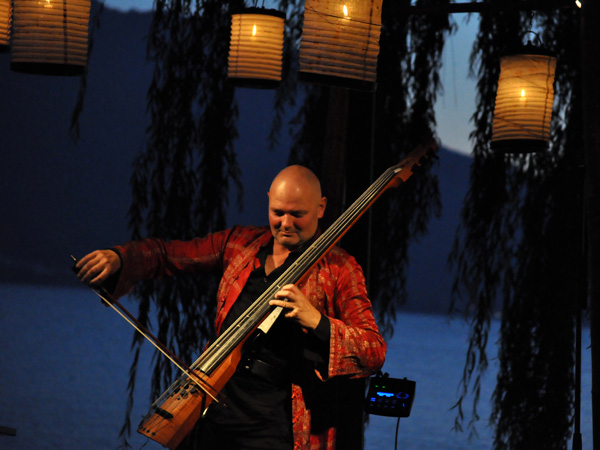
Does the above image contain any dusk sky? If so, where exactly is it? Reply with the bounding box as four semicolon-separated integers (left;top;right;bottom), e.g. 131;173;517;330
0;1;478;288
2;7;592;448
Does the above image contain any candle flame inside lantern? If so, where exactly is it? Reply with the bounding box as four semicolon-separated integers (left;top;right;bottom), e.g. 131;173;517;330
491;52;557;151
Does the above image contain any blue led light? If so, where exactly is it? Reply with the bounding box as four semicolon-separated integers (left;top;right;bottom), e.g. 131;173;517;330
376;391;394;398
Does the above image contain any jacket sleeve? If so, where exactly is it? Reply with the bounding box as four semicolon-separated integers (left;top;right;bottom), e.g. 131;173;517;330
322;250;387;380
109;229;235;299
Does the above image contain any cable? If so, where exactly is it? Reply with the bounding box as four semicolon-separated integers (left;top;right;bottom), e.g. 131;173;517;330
394;417;401;450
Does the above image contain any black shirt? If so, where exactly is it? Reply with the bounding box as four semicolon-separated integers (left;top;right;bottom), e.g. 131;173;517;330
198;239;330;450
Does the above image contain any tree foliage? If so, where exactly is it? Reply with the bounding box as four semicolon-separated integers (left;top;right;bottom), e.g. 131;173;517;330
111;0;584;449
367;0;452;334
119;0;243;445
287;0;453;334
450;2;583;448
119;0;452;446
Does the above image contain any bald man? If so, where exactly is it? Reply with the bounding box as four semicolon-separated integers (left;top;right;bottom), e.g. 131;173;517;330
75;165;386;450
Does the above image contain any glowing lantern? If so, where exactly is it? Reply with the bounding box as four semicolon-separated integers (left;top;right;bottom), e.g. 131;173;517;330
491;46;557;153
227;8;285;88
11;0;91;76
0;0;10;52
299;0;383;91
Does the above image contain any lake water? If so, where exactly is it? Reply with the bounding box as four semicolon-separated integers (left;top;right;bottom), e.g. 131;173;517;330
0;284;593;449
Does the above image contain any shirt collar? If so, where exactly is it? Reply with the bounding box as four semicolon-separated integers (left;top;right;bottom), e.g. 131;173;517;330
257;231;320;266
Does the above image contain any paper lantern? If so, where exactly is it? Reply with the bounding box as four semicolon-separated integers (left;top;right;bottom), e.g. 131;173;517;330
491;46;557;153
299;0;383;91
0;0;10;52
227;7;285;88
11;0;90;76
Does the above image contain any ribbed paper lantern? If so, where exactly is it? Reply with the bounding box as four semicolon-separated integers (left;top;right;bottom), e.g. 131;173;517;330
227;8;285;88
299;0;383;91
11;0;90;75
491;46;557;153
0;0;10;52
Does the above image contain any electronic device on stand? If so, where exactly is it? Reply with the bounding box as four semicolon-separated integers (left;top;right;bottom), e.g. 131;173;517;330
365;372;416;450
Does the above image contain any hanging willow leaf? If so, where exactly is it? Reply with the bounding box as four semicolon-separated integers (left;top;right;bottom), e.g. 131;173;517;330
120;1;243;448
450;2;582;447
100;1;585;449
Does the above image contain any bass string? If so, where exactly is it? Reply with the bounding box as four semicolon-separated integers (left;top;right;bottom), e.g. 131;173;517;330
191;167;397;375
138;140;436;443
146;163;405;411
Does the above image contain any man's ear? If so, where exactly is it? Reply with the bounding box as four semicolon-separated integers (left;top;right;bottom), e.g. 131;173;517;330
318;197;327;219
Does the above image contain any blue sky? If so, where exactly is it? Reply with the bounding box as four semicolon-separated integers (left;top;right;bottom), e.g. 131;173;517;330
103;1;478;155
104;0;153;12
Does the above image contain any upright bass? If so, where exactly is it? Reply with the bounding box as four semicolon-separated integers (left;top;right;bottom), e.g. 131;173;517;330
109;139;437;449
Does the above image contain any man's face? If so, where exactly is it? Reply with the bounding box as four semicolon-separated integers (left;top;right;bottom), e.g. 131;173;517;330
268;181;325;251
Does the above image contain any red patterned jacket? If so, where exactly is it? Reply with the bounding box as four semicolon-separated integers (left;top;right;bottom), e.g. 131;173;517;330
112;225;386;450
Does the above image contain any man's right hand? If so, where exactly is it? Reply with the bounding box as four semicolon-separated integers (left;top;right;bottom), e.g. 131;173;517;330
75;249;121;286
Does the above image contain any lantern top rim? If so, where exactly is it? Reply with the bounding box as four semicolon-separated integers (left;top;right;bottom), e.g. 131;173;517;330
232;7;285;19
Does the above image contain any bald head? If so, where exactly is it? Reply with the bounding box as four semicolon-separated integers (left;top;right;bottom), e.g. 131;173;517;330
268;165;326;252
269;165;322;203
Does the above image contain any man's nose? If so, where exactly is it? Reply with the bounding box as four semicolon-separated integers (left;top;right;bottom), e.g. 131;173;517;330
281;214;293;228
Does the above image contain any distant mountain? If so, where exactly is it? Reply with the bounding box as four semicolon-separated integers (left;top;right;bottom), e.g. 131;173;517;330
0;4;473;315
404;147;472;315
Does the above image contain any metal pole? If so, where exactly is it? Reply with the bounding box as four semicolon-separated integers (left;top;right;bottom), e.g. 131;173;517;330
573;162;586;450
580;0;600;448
